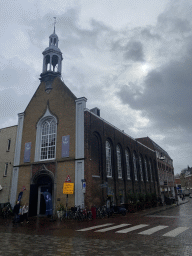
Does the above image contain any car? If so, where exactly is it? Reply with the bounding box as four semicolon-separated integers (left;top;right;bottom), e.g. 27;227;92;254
110;205;126;216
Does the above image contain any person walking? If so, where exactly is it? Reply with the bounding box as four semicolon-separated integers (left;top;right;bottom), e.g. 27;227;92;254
22;203;29;223
13;201;20;223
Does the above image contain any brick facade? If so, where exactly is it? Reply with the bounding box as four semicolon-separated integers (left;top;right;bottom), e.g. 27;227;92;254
84;110;159;209
16;77;77;215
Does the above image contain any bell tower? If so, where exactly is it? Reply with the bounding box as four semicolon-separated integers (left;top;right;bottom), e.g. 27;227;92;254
40;18;63;93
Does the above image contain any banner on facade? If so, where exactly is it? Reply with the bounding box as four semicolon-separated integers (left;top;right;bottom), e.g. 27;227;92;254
62;135;70;158
24;142;31;162
43;192;53;215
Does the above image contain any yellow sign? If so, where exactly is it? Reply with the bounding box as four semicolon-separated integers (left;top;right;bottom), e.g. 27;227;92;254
63;183;74;194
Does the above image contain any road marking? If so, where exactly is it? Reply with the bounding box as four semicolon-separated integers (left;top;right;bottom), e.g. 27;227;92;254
95;224;130;232
116;224;149;233
163;227;189;237
138;225;168;235
76;223;114;231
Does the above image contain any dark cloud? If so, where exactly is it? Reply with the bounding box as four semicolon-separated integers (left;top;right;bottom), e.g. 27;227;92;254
123;41;144;62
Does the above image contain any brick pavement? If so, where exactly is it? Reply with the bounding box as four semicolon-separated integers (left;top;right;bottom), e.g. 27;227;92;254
0;199;190;256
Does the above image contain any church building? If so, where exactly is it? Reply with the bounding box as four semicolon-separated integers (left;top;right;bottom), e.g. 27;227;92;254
9;27;159;216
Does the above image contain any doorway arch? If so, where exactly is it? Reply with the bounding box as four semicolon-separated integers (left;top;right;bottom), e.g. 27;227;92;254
29;168;54;216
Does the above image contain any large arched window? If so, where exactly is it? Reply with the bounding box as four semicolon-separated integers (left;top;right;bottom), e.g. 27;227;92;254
144;157;148;182
34;106;57;162
139;156;143;181
125;149;131;180
149;161;153;182
116;145;122;179
40;119;56;160
106;141;112;177
133;152;137;181
91;133;101;176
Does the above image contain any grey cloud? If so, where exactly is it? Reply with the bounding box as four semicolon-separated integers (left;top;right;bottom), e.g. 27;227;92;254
123;41;144;62
158;15;191;34
141;28;161;40
117;51;192;131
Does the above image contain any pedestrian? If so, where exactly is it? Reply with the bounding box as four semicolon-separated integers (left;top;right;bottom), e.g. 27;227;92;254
22;203;29;223
19;205;24;223
13;201;20;223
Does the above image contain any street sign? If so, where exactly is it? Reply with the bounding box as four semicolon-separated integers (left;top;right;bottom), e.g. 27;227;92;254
63;183;74;194
65;175;71;183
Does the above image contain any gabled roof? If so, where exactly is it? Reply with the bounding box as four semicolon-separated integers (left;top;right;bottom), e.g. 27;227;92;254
136;136;172;160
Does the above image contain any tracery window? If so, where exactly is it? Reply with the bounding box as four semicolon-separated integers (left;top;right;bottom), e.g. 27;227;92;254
125;149;131;180
116;145;122;179
40;119;56;160
106;141;112;177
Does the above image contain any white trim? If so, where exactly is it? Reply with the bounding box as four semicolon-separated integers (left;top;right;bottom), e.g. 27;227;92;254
14;112;24;166
75;97;87;207
10;167;19;207
10;112;24;207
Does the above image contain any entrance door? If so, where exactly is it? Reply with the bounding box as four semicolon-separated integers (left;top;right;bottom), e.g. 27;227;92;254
37;185;52;215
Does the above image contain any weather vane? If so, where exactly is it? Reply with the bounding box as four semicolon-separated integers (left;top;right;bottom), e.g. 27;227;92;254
53;17;56;33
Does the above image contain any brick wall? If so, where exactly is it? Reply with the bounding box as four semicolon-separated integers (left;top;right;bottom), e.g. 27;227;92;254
84;110;158;208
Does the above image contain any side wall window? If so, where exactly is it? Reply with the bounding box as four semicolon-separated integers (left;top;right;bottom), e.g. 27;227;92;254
4;163;8;177
125;149;131;180
7;139;11;152
139;156;143;181
106;141;112;177
91;134;101;176
116;145;122;179
149;161;153;182
144;158;148;181
133;152;137;181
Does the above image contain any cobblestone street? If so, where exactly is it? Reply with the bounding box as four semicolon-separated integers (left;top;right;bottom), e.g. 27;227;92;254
0;199;192;255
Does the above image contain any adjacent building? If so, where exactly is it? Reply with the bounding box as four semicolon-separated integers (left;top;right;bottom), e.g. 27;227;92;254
0;125;17;203
136;137;175;200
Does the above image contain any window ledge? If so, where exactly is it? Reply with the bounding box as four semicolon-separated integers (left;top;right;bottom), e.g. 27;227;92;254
92;175;100;178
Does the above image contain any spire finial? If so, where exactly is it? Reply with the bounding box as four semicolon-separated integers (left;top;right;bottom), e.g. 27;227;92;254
53;17;56;34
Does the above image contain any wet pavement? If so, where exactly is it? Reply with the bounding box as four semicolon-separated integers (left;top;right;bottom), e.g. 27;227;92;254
0;198;192;255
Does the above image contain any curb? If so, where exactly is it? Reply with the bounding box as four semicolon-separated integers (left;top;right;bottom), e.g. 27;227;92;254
136;200;189;216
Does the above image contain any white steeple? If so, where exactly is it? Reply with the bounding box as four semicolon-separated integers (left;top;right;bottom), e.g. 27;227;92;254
40;18;63;92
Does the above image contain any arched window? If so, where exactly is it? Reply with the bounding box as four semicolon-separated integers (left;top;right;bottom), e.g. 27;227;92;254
116;145;122;179
139;156;143;181
91;133;101;176
34;106;57;162
149;161;153;182
40;119;56;160
125;149;131;180
144;158;148;181
133;152;137;181
106;141;112;177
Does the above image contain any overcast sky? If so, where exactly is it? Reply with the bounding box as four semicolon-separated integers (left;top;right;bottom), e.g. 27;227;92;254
1;0;192;174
